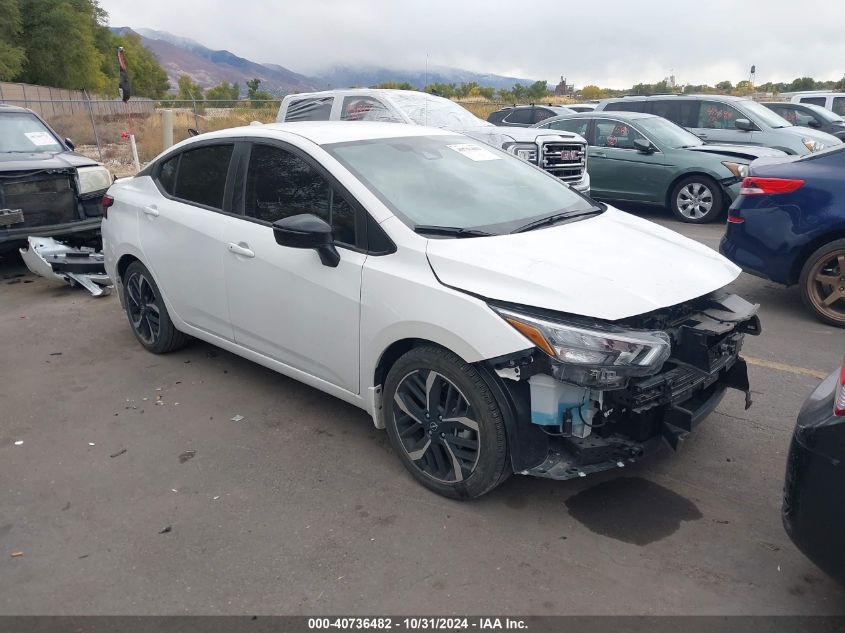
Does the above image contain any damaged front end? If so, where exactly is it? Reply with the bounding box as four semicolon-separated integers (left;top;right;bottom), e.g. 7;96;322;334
487;291;761;480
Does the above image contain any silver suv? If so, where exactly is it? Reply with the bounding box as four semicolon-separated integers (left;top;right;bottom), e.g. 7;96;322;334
277;89;590;194
595;94;842;155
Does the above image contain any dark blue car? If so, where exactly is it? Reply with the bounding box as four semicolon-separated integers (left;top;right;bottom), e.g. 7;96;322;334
719;146;845;327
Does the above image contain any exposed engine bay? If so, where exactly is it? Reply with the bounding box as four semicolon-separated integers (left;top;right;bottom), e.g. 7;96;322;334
489;292;761;480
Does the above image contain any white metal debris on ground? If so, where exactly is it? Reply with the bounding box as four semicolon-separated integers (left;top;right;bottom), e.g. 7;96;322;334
231;415;244;422
19;237;112;297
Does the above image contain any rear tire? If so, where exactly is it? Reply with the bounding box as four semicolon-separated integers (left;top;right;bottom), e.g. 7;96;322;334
669;175;724;223
122;261;190;353
799;239;845;328
383;345;510;499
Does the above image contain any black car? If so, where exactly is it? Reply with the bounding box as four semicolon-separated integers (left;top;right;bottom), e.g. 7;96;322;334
764;102;845;142
487;104;575;127
0;104;111;253
783;358;845;585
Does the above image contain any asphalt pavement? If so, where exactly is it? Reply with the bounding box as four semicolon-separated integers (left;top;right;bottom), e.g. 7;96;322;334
1;207;843;615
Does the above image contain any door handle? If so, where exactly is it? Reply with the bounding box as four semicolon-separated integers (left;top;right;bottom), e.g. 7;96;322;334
227;242;255;258
142;205;159;217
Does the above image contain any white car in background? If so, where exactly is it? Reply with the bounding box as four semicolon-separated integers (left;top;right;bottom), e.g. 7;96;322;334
276;89;591;195
102;121;760;499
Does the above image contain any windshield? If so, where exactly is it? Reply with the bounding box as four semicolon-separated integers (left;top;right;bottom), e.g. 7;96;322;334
0;113;63;153
325;135;598;234
387;92;491;130
805;103;843;123
740;100;793;128
636;117;703;148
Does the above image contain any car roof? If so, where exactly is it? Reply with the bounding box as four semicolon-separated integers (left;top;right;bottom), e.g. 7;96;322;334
180;121;456;147
547;111;656;121
0;103;37;114
600;94;749;102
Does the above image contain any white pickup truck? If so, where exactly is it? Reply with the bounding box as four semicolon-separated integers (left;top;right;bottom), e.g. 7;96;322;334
276;89;590;194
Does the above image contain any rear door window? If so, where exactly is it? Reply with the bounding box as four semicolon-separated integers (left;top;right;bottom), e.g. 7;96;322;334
244;143;357;246
173;144;233;209
648;100;699;127
532;108;555;124
799;97;826;106
284;97;334;121
833;97;845;116
697;101;744;129
340;96;401;122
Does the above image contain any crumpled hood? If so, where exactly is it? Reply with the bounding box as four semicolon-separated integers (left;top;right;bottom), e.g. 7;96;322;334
686;144;785;160
0;151;98;173
426;207;740;321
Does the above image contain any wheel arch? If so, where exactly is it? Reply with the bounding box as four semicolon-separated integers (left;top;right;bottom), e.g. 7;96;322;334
664;170;722;209
790;229;845;285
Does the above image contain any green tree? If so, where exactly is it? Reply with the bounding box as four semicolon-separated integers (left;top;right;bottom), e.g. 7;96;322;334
715;80;733;92
98;31;169;98
580;85;604;100
424;82;456;98
734;80;753;96
17;0;108;90
476;86;495;100
0;0;26;80
177;73;204;101
511;83;529;102
527;80;549;100
374;80;414;90
206;80;240;106
245;77;273;107
789;76;816;91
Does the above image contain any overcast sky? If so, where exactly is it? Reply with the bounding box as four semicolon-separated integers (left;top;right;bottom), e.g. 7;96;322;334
99;0;844;88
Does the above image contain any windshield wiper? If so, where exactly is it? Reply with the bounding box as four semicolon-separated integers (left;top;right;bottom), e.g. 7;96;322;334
511;207;602;234
413;225;495;238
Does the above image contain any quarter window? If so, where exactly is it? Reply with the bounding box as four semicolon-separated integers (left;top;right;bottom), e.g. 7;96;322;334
594;119;645;149
799;97;826;107
697;101;743;129
604;101;644;112
173;144;233;209
244;144;356;246
157;154;179;195
833;97;845;116
285;97;334;121
504;108;533;125
648;100;698;127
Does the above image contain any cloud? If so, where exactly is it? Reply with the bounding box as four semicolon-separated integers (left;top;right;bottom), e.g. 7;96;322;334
99;0;845;88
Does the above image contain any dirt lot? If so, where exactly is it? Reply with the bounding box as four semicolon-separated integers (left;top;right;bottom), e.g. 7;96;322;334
1;210;844;615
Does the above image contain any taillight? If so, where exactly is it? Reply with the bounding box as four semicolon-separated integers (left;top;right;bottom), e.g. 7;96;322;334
739;177;805;196
834;357;845;417
102;194;114;219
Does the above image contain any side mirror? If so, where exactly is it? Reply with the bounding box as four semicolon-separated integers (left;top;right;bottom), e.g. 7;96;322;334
807;118;821;129
633;138;654;153
272;213;340;267
65;138;75;151
735;118;754;131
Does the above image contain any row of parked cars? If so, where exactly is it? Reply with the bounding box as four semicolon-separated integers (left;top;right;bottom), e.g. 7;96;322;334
2;87;843;583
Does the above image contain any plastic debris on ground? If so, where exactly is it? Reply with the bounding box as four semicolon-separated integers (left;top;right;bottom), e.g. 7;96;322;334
178;450;196;464
14;440;23;446
231;415;244;422
19;236;112;297
10;551;23;558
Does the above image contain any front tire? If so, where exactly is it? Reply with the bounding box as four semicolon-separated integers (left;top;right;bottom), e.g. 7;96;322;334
383;346;510;499
122;261;190;353
670;175;724;223
799;239;845;328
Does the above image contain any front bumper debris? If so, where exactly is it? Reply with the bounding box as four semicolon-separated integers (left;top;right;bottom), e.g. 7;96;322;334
501;292;760;480
20;236;112;297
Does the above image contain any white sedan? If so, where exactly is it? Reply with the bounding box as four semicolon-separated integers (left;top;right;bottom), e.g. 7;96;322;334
102;121;760;499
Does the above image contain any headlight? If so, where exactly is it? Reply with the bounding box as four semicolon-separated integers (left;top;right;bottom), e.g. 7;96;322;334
721;161;749;178
493;306;671;389
77;165;112;195
802;138;824;152
504;142;538;164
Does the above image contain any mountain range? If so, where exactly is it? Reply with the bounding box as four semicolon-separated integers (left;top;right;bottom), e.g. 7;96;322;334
113;27;537;95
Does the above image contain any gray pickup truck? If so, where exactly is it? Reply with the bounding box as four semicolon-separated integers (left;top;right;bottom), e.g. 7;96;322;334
276;89;590;194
